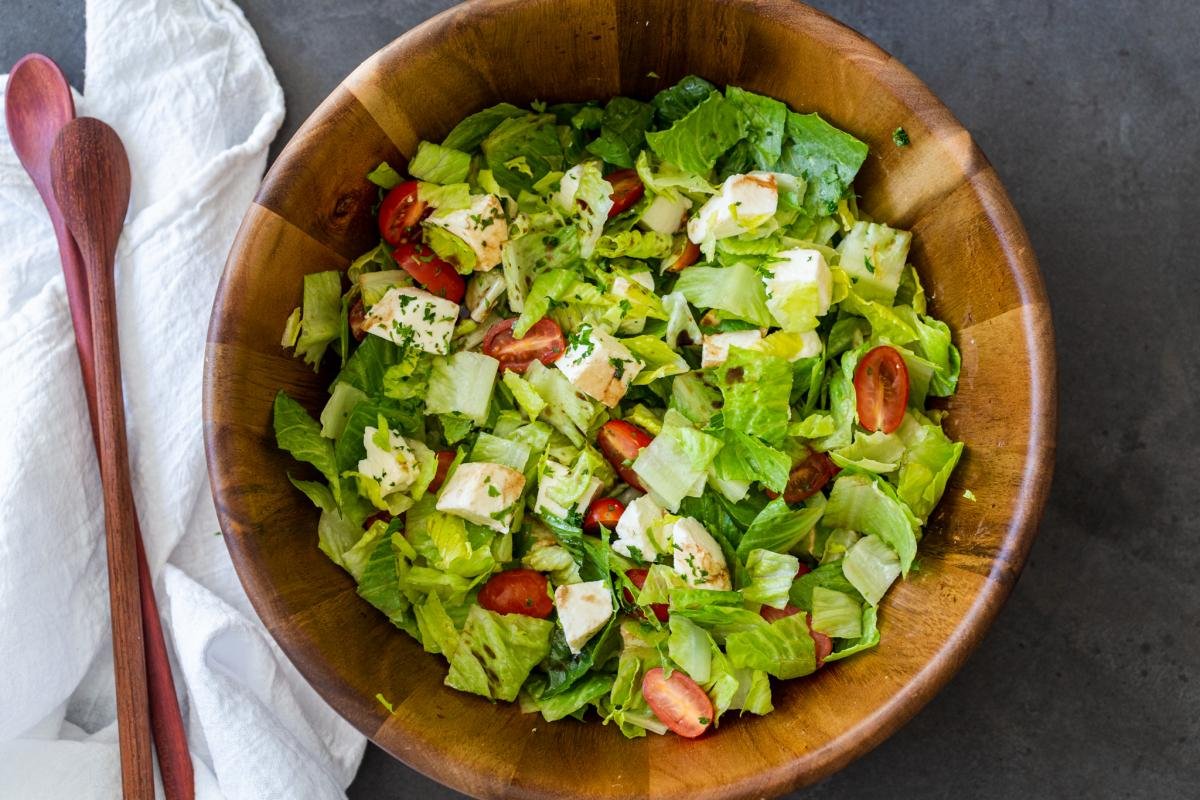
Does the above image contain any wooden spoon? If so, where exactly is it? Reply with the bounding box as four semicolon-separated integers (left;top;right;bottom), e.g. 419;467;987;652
50;117;152;800
6;56;193;800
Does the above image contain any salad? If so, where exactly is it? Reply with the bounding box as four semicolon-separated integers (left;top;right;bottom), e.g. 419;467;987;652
273;76;963;739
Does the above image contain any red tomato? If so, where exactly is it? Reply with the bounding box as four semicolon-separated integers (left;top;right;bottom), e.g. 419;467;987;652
854;345;910;434
666;240;701;273
642;667;714;738
428;450;455;493
477;569;554;618
795;562;812;578
378;180;426;245
596;419;654;491
584;497;626;535
759;603;801;624
758;607;833;667
364;510;391;530
765;450;838;504
606;169;645;217
393;241;465;303
481;317;566;374
622;567;669;623
349;298;367;341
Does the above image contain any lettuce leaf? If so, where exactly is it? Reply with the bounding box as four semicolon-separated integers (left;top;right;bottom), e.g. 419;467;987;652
741;548;800;609
445;606;554;701
836;221;911;304
586;97;654;168
442;102;525;151
481;113;564;196
293;271;343;369
652;75;717;122
724;612;817;679
620;335;689;385
841;533;901;605
710;427;790;494
776;112;868;217
275;392;341;501
668;615;712;684
645;91;746;175
823;473;920;574
896;415;965;522
810;586;863;639
675;263;774;327
631;410;723;511
425;351;499;426
736;496;824;561
719;86;787;174
407;140;471;184
713;347;792;445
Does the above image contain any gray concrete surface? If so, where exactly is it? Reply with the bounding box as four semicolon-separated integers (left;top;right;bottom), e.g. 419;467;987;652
4;1;1197;797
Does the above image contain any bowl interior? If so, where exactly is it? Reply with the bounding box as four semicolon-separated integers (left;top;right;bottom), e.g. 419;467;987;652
204;1;1055;797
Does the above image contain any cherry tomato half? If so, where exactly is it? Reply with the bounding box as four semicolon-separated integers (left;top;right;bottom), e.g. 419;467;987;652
795;562;812;579
584;497;626;535
596;419;654;491
606;169;645;218
378;180;426;245
666;240;700;273
349;298;367;341
758;607;834;667
765;450;839;504
477;569;554;619
622;567;669;623
481;317;566;374
854;345;910;434
428;450;455;494
393;241;465;303
759;603;801;624
642;667;714;738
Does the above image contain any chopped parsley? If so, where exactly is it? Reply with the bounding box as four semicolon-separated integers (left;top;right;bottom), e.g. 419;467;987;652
864;255;876;274
892;126;910;147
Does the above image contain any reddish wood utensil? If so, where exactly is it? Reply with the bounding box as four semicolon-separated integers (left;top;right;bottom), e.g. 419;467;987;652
50;117;151;800
6;55;193;800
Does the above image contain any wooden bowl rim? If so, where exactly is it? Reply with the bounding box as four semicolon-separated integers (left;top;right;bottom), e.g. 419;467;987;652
203;1;1057;797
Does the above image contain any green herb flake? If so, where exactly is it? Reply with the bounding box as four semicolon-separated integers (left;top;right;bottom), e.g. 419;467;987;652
892;126;910;147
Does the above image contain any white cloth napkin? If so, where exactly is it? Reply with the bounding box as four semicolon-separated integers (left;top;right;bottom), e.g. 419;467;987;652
0;0;369;797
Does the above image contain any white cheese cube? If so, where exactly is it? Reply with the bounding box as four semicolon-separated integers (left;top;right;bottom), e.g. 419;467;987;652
424;193;509;271
357;425;419;496
435;462;525;533
534;459;604;520
364;286;459;355
687;172;778;244
701;330;764;369
555;325;643;407
554;580;614;654
613;494;667;561
639;193;692;235
764;247;833;329
669;517;732;590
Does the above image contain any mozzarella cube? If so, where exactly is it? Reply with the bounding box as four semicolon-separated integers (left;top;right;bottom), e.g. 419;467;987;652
364;286;459;355
435;462;525;533
701;330;764;369
687;172;778;244
613;494;667;561
424;193;509;271
639;193;692;235
669;517;732;590
555;325;643;407
554;580;614;654
534;459;604;520
357;425;419;496
764;248;833;329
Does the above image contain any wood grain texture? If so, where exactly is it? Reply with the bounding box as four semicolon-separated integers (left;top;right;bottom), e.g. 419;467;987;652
52;118;154;800
203;1;1057;798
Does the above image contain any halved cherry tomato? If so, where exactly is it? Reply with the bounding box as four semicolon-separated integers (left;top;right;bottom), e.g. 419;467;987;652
477;569;554;618
428;450;455;494
584;497;626;535
596;419;654;491
393;241;465;303
666;240;701;273
606;169;645;218
364;510;391;530
481;317;566;374
378;180;426;245
642;667;713;738
854;345;910;434
622;567;669;623
765;450;839;504
349;298;367;341
760;603;801;624
795;562;812;579
758;607;833;667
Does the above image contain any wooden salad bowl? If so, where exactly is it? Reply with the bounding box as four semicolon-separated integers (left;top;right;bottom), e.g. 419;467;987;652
203;0;1056;796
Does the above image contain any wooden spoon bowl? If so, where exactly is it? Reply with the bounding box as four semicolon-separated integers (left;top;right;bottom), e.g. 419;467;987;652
203;1;1056;797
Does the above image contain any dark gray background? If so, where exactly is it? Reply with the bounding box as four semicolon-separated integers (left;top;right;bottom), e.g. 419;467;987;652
4;1;1197;797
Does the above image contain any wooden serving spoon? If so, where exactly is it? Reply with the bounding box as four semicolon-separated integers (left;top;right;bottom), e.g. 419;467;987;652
6;56;193;800
50;117;152;800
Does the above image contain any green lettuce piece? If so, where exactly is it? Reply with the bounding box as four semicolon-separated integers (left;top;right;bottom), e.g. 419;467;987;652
652;75;717;122
275;392;341;502
631;409;723;511
340;519;390;581
823;473;920;574
725;664;773;717
836;221;911;304
358;269;411;308
356;533;410;619
293;271;343;369
814;358;858;451
525;360;599;446
741;548;800;609
839;290;918;345
288;476;366;570
418;182;473;211
442;102;525;152
319;381;367;440
595;230;673;259
469;432;532;472
521;673;614;722
586;97;654;168
675;263;774;327
501;370;547;420
605;629;669;737
789;412;837;439
661;290;702;351
413;591;460;655
895;306;960;396
710;427;790;495
425;351;499;426
668;615;712;684
634;563;688;605
811;586;863;638
826;316;870;358
621;335;689;385
635;150;717;200
719;86;787;174
737;496;824;561
569;105;604;131
670;372;722;427
500;227;580;311
714;347;793;445
776;112;868;217
789;561;863;611
366;161;403;189
481;113;564;196
824;604;881;662
896;264;927;314
668;587;743;611
380;347;432;402
445;606;554;701
334;335;404;397
543;608;620;699
725;612;817;679
645;91;746;175
896;415;965;522
514;268;576;337
424;225;477;274
670;603;767;643
830;429;906;474
407;140;471;184
841;533;901;606
818;527;861;565
405;496;497;579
